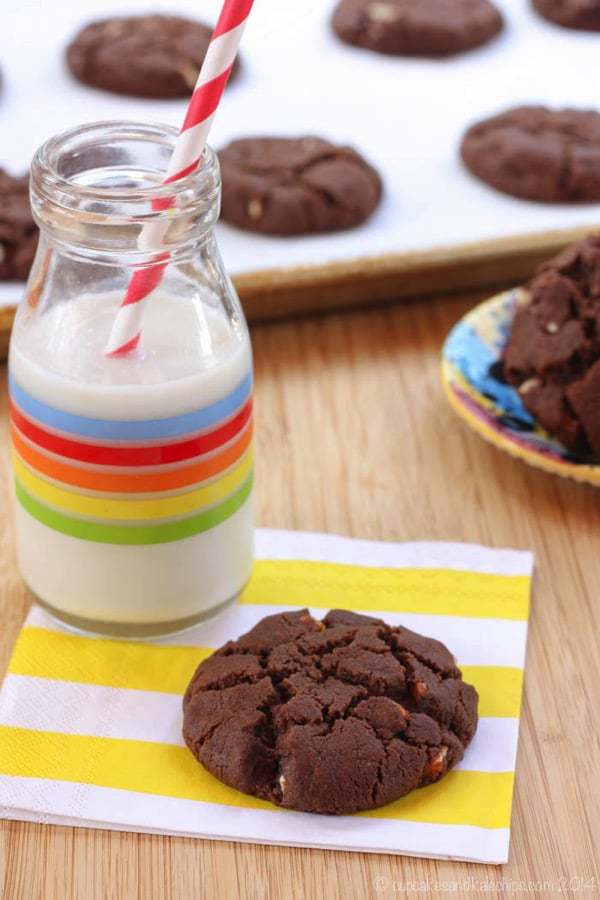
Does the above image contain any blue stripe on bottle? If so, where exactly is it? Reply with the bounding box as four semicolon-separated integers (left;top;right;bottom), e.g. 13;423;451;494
8;371;252;442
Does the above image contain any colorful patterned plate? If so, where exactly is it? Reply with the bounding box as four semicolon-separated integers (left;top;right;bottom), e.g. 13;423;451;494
442;289;600;485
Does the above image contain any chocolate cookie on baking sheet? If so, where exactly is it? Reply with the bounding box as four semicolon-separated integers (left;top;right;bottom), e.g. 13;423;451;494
331;0;504;57
0;170;38;281
182;608;478;815
66;15;240;99
218;136;383;235
461;106;600;202
532;0;600;31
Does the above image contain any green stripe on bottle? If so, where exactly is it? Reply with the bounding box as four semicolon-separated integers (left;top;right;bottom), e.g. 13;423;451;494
15;473;253;546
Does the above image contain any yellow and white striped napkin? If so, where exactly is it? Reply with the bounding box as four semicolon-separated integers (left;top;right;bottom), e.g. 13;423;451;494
0;529;533;864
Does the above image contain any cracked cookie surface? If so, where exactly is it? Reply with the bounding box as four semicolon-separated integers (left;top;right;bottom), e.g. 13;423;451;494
331;0;503;57
182;608;478;815
461;106;600;202
218;137;382;235
66;15;240;99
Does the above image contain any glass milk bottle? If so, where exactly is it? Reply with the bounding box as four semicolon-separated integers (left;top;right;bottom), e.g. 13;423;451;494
8;121;254;638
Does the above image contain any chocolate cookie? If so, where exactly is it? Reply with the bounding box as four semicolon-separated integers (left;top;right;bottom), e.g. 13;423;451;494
0;171;37;281
66;15;239;99
503;236;600;458
218;137;382;235
461;106;600;202
183;609;478;815
532;0;600;31
331;0;503;57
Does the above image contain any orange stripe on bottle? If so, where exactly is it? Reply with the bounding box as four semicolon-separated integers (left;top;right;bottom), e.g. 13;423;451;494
11;421;253;494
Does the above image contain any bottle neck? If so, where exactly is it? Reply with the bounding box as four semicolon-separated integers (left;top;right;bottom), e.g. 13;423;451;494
29;121;221;264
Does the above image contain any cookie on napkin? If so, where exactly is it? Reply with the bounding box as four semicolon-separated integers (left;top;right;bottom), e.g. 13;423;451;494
0;530;533;864
183;608;478;815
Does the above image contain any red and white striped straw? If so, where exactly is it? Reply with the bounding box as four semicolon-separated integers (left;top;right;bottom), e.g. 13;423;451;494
105;0;254;356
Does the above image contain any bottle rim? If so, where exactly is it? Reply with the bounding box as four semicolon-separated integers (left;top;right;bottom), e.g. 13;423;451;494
32;119;218;205
29;120;221;258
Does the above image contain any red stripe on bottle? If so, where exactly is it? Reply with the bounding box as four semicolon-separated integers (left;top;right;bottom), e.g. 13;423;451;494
9;398;253;467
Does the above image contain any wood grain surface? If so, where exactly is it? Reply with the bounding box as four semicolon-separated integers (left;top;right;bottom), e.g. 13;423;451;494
0;291;599;900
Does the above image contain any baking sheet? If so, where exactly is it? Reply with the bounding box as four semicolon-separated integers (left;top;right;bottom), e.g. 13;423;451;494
1;0;600;308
